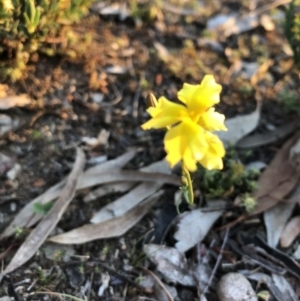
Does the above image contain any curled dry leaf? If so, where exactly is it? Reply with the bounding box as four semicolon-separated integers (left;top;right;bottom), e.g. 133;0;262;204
217;273;257;301
280;215;300;248
1;148;85;276
251;132;300;215
48;191;163;244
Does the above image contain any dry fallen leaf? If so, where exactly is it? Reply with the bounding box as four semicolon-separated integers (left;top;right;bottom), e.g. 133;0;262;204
208;13;260;38
84;182;134;202
272;274;298;301
1;147;85;276
264;183;300;248
143;244;195;286
174;200;225;253
251;133;300;215
154;42;171;63
280;216;300;248
237;122;297;149
1;150;137;238
48;191;162;244
91;159;171;223
0;95;31;110
264;201;295;248
216;102;261;145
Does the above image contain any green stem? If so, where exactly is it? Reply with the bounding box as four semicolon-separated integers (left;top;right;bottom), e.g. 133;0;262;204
182;164;194;204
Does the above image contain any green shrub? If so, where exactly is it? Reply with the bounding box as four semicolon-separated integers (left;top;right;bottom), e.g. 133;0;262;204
285;0;300;69
0;0;94;81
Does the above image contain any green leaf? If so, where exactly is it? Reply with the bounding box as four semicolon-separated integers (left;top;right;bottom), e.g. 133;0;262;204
33;201;53;215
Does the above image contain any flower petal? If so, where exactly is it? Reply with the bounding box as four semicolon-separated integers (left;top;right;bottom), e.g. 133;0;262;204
198;108;227;132
164;120;208;171
177;75;222;115
199;132;225;170
141;96;189;130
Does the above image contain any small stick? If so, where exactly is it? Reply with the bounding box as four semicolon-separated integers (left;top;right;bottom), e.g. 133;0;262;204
203;227;230;295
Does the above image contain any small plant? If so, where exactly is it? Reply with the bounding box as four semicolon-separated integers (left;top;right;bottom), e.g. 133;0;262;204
198;150;259;199
129;0;162;23
0;0;95;81
240;193;257;212
278;89;300;114
33;201;53;215
285;0;300;69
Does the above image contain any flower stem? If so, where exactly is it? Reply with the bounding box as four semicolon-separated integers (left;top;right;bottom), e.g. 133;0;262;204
181;164;194;204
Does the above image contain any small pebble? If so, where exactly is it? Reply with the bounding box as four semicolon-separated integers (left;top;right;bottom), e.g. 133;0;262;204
217;273;257;301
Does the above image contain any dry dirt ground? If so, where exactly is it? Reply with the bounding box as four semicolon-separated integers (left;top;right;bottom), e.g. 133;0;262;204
1;0;300;300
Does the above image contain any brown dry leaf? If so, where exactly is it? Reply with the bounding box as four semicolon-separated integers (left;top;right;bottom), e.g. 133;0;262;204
1;147;85;276
48;191;162;244
280;216;300;248
1;150;137;238
0;95;31;110
154;42;171;63
250;59;273;87
250;132;300;215
139;267;174;301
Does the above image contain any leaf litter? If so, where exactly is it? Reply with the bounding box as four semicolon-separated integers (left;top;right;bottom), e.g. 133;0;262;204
1;150;180;238
1;0;300;300
1;147;85;276
48;190;163;244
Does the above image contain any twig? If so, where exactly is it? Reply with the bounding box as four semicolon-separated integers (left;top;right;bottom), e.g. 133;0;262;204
203;228;230;295
94;261;146;292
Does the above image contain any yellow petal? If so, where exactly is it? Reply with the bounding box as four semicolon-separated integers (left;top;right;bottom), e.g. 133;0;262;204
199;132;225;170
141;96;188;129
164;120;208;171
198;108;227;132
177;75;222;116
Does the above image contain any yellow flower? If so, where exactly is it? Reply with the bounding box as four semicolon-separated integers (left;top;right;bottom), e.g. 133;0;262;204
142;75;227;171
